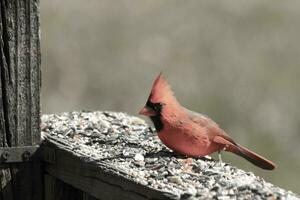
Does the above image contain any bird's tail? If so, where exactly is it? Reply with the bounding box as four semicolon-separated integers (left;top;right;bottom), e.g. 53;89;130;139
226;144;276;170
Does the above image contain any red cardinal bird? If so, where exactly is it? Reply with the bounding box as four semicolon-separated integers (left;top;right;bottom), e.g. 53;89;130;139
139;73;276;170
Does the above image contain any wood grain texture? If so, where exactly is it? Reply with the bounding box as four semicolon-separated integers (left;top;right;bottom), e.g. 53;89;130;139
42;137;175;200
0;0;41;147
0;0;41;200
45;174;98;200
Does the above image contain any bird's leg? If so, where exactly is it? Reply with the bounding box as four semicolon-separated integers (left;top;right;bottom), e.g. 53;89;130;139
213;150;224;168
215;145;230;168
218;150;223;164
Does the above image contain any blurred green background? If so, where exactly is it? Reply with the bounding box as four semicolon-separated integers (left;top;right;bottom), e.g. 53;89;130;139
41;0;300;194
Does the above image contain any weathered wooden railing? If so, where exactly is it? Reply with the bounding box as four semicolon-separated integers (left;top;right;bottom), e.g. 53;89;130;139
40;111;299;200
0;0;299;200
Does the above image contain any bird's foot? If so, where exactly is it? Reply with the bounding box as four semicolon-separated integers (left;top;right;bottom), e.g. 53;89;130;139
179;157;193;164
178;158;194;172
214;160;225;168
214;151;225;168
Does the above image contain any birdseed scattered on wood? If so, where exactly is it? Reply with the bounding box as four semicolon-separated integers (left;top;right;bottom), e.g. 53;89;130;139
41;111;299;200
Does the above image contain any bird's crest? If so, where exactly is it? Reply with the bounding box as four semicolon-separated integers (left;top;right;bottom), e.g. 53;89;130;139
148;73;178;104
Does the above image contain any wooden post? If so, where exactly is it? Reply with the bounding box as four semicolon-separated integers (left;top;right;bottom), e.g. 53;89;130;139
0;0;41;200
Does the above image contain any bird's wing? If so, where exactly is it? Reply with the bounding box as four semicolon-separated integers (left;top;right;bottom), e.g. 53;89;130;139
213;135;236;146
185;108;237;145
184;109;276;170
185;108;217;127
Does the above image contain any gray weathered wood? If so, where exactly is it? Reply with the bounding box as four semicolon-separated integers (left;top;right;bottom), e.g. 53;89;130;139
41;111;300;200
44;174;56;200
42;138;175;200
0;0;41;147
45;174;98;200
0;0;41;199
0;146;39;163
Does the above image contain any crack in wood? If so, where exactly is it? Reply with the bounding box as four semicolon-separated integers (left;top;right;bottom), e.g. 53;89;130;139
0;0;12;147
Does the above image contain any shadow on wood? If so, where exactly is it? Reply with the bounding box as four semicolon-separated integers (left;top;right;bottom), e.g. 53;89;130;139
44;174;97;200
42;141;172;200
0;150;42;200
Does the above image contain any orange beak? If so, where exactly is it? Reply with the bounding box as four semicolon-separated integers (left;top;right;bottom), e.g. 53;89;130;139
138;106;156;116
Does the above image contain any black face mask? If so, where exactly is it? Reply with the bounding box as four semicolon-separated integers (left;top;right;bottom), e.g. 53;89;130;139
146;101;164;132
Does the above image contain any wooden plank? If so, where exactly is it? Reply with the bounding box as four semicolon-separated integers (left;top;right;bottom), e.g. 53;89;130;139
0;0;11;147
82;193;98;200
0;0;41;200
44;174;56;200
0;146;39;163
0;0;41;146
46;165;148;200
0;0;17;198
10;163;42;200
29;0;41;146
44;174;83;200
45;173;98;200
41;112;300;199
0;164;13;200
43;142;173;200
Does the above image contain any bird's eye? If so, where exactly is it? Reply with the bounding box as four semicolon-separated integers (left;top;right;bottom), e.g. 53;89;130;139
153;103;163;111
146;101;164;112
